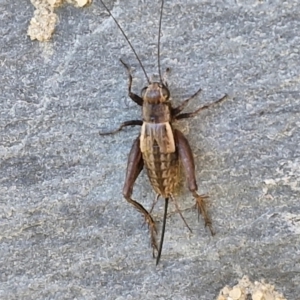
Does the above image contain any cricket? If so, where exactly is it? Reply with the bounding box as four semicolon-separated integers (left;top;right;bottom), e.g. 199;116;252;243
99;0;227;264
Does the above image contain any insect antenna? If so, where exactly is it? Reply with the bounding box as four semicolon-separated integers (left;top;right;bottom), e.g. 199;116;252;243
156;197;169;265
99;0;150;84
157;0;164;83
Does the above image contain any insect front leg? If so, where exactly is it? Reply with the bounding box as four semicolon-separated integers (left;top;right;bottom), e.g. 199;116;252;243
123;136;158;254
174;129;215;235
120;59;143;106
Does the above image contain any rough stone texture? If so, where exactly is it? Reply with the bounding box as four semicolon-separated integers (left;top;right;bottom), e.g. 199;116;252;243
0;0;299;299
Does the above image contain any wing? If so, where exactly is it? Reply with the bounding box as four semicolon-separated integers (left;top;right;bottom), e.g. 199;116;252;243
140;122;175;154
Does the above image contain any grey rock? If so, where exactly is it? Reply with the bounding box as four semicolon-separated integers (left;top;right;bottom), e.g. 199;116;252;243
0;0;299;299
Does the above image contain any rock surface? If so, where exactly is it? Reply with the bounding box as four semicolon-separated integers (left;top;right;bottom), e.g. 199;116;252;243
1;0;299;299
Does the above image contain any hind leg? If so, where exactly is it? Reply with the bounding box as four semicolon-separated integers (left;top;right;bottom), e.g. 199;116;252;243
174;129;214;235
123;136;158;254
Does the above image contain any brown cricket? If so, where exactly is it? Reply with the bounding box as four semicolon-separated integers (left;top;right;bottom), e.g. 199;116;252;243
99;0;227;264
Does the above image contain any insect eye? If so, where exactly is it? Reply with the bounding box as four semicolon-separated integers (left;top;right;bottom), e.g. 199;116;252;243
141;86;147;97
161;86;170;99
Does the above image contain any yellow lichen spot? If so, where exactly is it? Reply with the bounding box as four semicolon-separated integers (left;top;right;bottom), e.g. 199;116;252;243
66;0;92;7
28;0;92;41
28;5;57;41
47;0;63;8
216;276;287;300
229;288;242;300
252;291;264;300
76;0;91;7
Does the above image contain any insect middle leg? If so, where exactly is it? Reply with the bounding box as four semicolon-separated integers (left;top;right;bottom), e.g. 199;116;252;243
123;136;158;254
99;120;142;135
174;129;215;235
172;87;202;116
175;94;227;121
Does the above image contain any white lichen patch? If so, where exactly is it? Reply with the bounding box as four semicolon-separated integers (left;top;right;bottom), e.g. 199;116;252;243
264;159;300;191
28;0;92;41
282;212;300;234
217;276;286;300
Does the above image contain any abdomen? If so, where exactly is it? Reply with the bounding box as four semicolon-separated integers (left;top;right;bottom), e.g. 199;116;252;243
140;122;178;197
